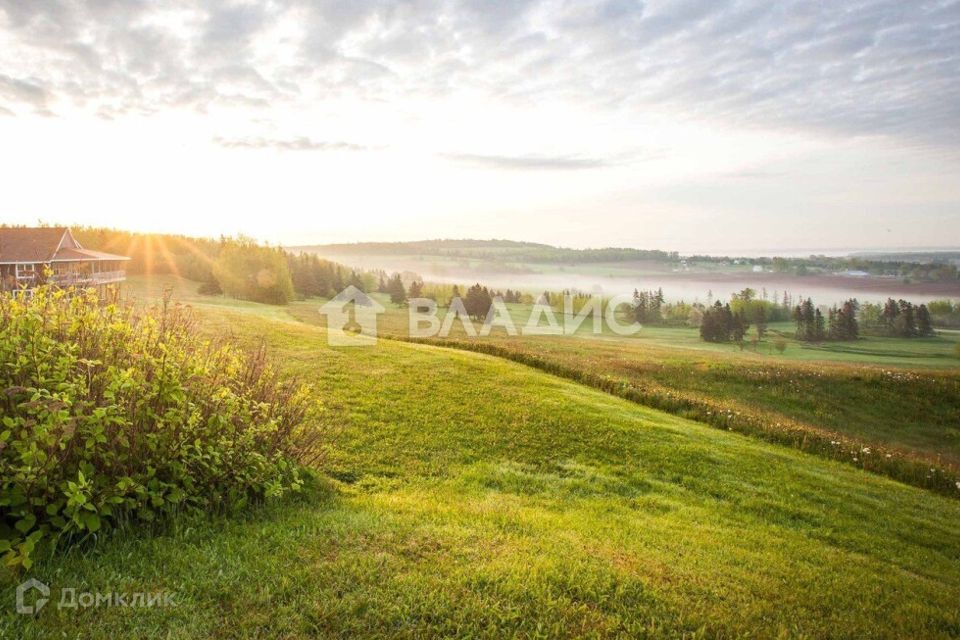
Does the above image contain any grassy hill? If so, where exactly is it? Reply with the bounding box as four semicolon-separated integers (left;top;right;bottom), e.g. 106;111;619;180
4;295;960;638
124;275;960;493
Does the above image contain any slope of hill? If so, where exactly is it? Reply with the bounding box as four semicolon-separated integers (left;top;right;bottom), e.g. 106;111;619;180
129;274;960;493
4;300;960;638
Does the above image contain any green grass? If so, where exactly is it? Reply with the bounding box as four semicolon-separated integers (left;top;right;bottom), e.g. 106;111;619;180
367;298;960;369
625;321;960;367
4;304;960;638
394;331;960;463
128;275;960;486
123;274;302;323
125;274;960;367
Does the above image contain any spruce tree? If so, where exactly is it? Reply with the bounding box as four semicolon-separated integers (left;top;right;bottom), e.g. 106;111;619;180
814;309;826;341
387;273;406;305
755;305;768;339
917;304;934;337
881;298;899;335
842;299;859;340
408;280;424;299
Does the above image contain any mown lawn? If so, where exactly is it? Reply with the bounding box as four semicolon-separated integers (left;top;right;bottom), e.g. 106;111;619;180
4;306;960;638
126;274;960;369
126;275;960;489
400;331;960;465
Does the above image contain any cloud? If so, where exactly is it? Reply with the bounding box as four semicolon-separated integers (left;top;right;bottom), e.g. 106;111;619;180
0;0;958;150
721;170;786;180
212;136;374;152
441;152;607;170
0;74;48;109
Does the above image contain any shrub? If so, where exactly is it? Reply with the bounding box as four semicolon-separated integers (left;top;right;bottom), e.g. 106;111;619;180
774;338;788;354
197;279;223;295
0;287;320;568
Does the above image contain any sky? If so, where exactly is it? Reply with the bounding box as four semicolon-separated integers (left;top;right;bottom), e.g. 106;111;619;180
1;0;959;254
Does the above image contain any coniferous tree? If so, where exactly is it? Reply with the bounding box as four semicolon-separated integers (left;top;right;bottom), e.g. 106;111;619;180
633;288;664;324
881;298;899;335
917;304;934;337
348;270;365;291
828;306;840;339
387;273;406;305
814;309;826;341
731;310;748;343
408;279;424;299
896;299;917;337
794;298;816;341
755;305;768;339
843;299;859;339
700;301;731;342
464;283;493;320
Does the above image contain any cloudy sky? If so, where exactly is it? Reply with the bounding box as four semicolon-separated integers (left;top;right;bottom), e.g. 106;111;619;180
1;0;959;253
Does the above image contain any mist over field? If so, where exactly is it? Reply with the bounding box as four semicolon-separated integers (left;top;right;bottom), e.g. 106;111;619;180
295;247;960;306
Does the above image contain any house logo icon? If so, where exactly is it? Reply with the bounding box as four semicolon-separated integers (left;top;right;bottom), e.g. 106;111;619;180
319;286;385;346
16;578;49;614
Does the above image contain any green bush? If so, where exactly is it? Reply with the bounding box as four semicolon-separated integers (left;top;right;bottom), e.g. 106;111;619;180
0;287;319;568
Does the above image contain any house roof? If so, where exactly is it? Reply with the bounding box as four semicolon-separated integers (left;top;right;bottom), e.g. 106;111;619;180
0;227;129;264
0;227;70;263
53;247;131;262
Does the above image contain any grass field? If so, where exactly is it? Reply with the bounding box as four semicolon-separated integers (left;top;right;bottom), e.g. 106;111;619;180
122;276;960;493
4;303;960;638
125;274;960;367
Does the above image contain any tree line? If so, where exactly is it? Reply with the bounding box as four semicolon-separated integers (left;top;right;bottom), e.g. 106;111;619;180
692;288;943;345
792;298;858;341
379;277;516;321
65;229;960;323
699;302;751;343
70;228;371;305
861;299;935;338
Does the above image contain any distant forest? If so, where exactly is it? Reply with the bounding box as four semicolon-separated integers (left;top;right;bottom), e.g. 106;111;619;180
294;239;959;282
71;227;366;305
290;239;680;264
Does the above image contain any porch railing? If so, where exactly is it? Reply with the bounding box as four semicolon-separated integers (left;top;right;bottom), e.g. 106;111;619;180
2;270;126;291
50;270;127;286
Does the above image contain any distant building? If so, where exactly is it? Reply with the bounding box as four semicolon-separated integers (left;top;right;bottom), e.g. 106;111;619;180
841;270;871;277
752;265;764;273
0;227;129;295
